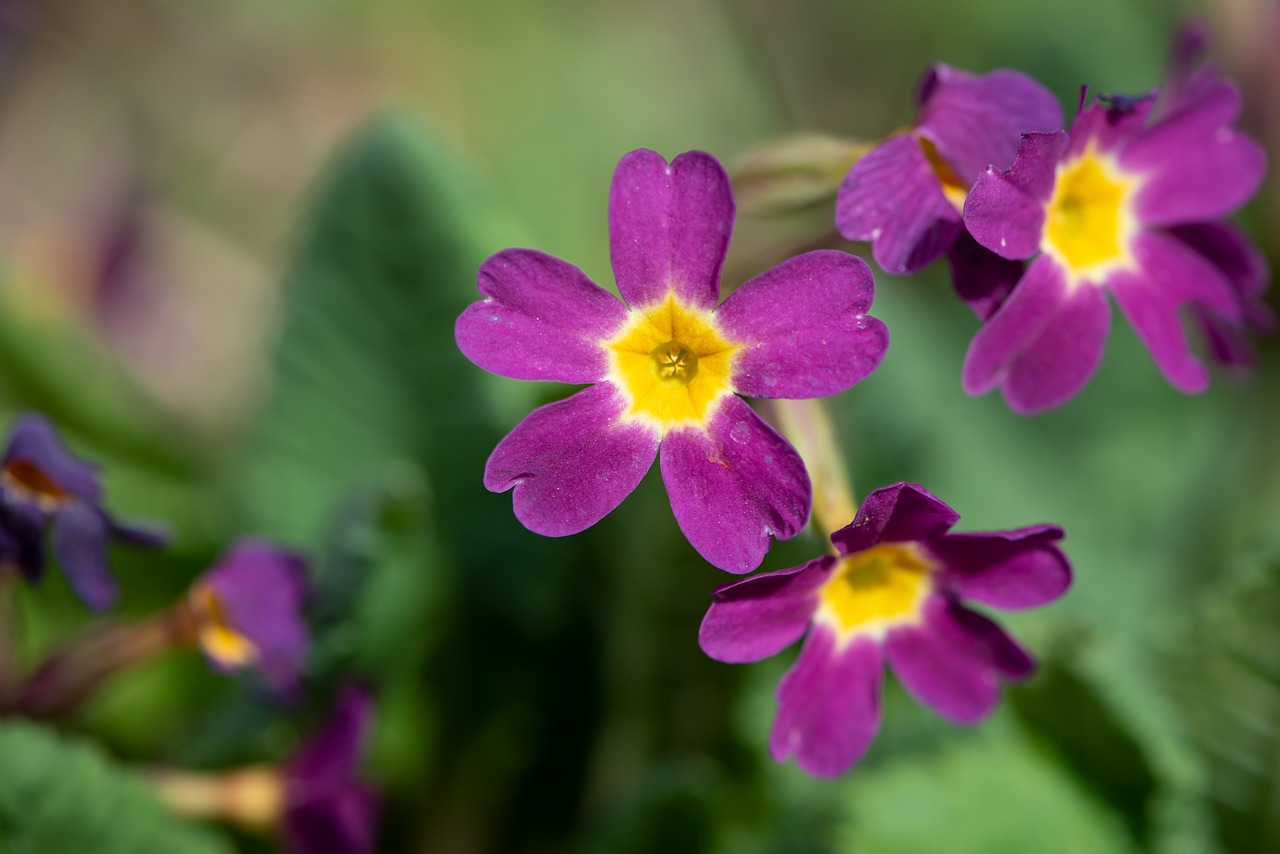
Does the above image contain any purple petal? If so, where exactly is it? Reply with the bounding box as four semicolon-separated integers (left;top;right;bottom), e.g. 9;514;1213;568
109;516;170;548
962;256;1111;415
698;556;833;663
835;134;962;274
51;501;117;611
285;784;378;854
770;625;882;778
715;250;888;399
886;595;1034;724
830;482;959;556
608;149;732;310
3;414;101;503
289;685;374;788
962;131;1069;259
1068;96;1157;157
484;383;659;537
928;525;1071;610
0;501;48;583
916;65;1064;181
660;397;809;574
1167;221;1269;302
455;249;627;383
946;230;1025;320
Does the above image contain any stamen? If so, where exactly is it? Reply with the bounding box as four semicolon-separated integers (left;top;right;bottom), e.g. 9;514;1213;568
649;340;699;385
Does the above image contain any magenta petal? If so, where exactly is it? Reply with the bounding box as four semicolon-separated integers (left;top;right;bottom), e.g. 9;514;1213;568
1167;221;1269;302
946;230;1025;320
962;131;1068;260
916;65;1064;181
698;556;833;663
928;525;1071;610
835;134;962;274
608;149;732;310
456;249;626;383
830;482;958;556
716;250;888;399
963;256;1111;414
886;595;1033;724
484;383;659;537
660;397;809;573
770;625;882;778
1068;97;1156;157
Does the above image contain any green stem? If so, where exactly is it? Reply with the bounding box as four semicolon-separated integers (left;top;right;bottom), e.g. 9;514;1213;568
763;398;857;547
0;567;20;712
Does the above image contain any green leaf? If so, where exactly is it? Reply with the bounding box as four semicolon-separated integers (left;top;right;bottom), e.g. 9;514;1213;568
0;719;231;854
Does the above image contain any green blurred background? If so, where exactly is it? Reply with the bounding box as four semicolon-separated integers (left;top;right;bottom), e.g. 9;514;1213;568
0;0;1277;851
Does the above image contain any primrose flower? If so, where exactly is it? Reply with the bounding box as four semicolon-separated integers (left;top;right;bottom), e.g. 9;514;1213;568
456;149;888;573
699;482;1070;777
835;64;1062;284
185;540;310;698
961;69;1267;413
0;413;166;610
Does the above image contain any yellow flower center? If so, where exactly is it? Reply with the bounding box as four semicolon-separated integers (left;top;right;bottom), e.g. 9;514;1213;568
918;135;970;213
1042;145;1137;279
604;292;741;432
189;583;258;668
815;542;935;641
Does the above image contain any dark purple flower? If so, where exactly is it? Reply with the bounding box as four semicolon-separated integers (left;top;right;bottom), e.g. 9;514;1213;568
961;66;1267;413
699;483;1070;777
0;413;166;610
456;149;889;573
835;64;1062;278
283;686;378;854
187;540;310;698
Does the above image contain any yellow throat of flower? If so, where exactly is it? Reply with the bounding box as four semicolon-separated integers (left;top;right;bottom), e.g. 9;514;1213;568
188;584;258;668
816;542;935;641
918;135;970;213
1;461;71;511
1042;145;1137;279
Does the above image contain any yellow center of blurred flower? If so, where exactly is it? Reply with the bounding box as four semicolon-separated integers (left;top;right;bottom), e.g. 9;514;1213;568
1;461;70;511
1042;146;1137;279
604;292;741;432
918;135;970;213
816;542;934;640
189;583;258;668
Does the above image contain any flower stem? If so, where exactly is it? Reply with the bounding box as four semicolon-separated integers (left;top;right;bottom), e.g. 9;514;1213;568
0;567;20;712
150;765;285;832
763;398;857;547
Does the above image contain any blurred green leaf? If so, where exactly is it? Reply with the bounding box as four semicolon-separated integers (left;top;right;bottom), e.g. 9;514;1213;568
0;719;231;853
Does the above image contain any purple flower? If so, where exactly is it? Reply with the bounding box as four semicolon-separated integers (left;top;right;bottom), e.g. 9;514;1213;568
961;67;1267;413
456;149;888;573
187;540;310;698
699;483;1070;777
835;64;1062;282
0;413;166;610
283;686;378;854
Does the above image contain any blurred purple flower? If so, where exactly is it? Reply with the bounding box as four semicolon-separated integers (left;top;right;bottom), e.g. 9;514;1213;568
699;482;1070;777
456;149;888;573
0;413;166;609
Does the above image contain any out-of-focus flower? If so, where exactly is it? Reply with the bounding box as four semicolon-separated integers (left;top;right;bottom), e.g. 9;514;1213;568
699;483;1070;777
961;64;1267;413
456;149;888;573
835;64;1062;293
184;539;310;698
0;412;166;609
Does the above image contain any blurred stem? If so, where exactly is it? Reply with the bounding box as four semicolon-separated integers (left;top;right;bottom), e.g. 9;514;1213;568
0;567;20;711
762;398;857;546
151;765;285;832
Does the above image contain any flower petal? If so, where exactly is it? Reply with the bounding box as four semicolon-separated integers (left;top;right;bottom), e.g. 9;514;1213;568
835;133;962;274
484;383;659;537
455;249;627;383
0;501;48;583
928;525;1071;610
770;625;882;778
916;65;1064;181
886;595;1033;724
1167;221;1269;302
698;556;833;663
289;685;374;785
52;502;117;611
1068;96;1156;157
608;149;732;310
4;414;101;503
715;250;888;399
946;230;1025;320
830;482;959;556
962;131;1068;259
963;256;1111;414
660;397;809;574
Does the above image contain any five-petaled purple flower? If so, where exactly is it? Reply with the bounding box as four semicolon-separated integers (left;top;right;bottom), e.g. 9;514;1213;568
961;64;1268;413
186;539;310;698
0;413;166;610
699;482;1070;777
456;149;889;573
835;64;1062;316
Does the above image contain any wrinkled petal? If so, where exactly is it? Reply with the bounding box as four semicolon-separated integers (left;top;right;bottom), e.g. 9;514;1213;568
886;595;1034;724
963;256;1111;415
608;149;732;310
1068;96;1157;157
699;556;834;663
485;383;659;537
456;249;627;383
3;414;101;503
51;501;117;611
716;250;887;399
946;230;1025;320
835;133;962;274
916;65;1064;181
963;131;1068;259
660;397;809;573
770;625;882;778
928;525;1071;609
830;482;959;556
